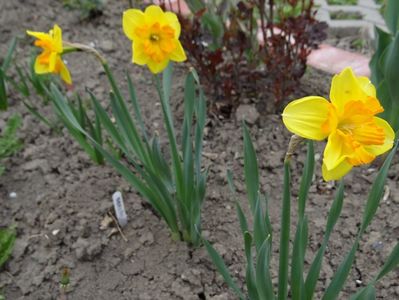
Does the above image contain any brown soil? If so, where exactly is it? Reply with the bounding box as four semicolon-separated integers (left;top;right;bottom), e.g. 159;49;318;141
1;1;398;299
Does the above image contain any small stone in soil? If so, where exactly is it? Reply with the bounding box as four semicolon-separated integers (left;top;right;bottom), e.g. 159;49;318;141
72;238;103;261
99;40;115;52
235;104;260;125
209;293;230;300
171;279;197;300
371;241;384;251
9;192;17;198
181;268;201;285
21;159;50;173
12;237;29;259
139;232;154;245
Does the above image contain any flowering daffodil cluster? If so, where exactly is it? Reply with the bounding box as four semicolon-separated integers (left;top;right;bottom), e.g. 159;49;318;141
283;67;394;181
122;5;187;74
27;24;72;84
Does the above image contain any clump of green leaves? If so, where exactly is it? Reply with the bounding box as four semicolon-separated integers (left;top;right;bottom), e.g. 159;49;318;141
370;0;399;131
205;126;399;299
0;115;22;176
0;226;16;269
62;0;106;19
50;62;208;246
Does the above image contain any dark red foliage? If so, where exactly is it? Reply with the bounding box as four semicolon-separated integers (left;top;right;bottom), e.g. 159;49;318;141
165;0;327;117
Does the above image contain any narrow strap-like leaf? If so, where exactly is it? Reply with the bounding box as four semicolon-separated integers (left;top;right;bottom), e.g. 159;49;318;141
243;123;259;214
256;237;275;300
1;37;17;71
162;62;173;103
109;91;149;166
236;202;249;237
384;0;399;34
323;239;359;300
194;89;206;181
0;68;8;110
278;161;291;300
253;197;267;252
349;285;376;300
88;91;127;154
305;181;344;300
361;140;398;233
244;232;259;300
0;227;16;267
323;140;398;300
291;218;308;300
375;242;399;281
203;239;246;300
126;72;148;141
154;74;184;202
298;141;314;220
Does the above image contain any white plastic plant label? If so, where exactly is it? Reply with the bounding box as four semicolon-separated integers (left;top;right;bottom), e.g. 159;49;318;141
112;191;128;227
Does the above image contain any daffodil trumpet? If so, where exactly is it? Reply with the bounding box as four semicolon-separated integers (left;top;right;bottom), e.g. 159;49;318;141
282;67;395;181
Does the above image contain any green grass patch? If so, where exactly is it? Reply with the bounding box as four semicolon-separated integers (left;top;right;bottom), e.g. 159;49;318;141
0;114;22;175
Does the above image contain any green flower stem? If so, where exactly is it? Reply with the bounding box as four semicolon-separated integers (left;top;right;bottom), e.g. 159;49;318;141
278;159;291;300
153;74;187;242
62;41;107;65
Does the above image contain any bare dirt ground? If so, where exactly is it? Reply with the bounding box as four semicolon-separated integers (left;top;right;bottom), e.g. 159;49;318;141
0;1;398;299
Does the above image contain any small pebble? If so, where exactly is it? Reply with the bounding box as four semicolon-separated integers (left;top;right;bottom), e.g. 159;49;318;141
9;192;17;199
372;241;384;251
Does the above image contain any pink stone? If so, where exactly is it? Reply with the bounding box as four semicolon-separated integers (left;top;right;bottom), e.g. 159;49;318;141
143;0;191;15
307;44;370;77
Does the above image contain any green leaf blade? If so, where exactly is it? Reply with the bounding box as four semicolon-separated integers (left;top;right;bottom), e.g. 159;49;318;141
243;124;259;213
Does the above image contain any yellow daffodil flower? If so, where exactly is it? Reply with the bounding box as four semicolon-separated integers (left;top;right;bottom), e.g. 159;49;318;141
282;67;394;181
122;5;187;74
26;24;72;84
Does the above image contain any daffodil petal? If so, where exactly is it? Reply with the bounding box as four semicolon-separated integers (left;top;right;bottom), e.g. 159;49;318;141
322;160;352;181
323;130;348;170
164;11;181;38
147;59;169;74
132;42;148;65
330;67;379;112
52;24;63;53
49;52;58;72
282;96;331;140
59;59;72;84
170;41;186;62
357;76;376;98
26;30;50;41
364;117;395;156
144;5;164;23
123;9;145;41
34;57;50;74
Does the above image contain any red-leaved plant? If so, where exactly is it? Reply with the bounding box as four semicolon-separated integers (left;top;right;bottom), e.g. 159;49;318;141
159;0;327;117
